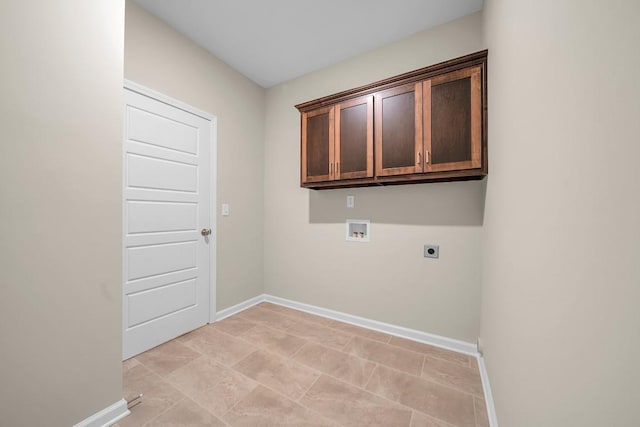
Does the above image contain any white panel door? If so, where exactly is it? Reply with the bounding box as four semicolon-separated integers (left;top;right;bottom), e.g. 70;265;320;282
123;84;215;359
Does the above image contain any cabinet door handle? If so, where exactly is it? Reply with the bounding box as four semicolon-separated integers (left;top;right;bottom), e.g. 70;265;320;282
425;151;430;164
330;162;333;175
336;162;339;175
417;152;422;165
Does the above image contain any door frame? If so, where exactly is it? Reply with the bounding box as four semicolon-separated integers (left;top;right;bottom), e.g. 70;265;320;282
123;79;218;325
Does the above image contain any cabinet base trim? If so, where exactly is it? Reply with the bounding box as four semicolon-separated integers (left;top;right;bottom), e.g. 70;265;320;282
303;171;486;189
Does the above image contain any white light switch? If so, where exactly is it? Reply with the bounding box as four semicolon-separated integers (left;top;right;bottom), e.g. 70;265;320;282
347;195;355;208
222;203;230;216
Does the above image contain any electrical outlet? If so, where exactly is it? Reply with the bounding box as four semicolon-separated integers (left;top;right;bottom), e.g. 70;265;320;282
424;244;439;258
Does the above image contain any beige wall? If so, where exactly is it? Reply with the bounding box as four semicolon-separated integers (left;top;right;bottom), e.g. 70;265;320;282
125;1;265;311
5;2;635;424
0;1;125;426
481;0;640;425
264;13;486;342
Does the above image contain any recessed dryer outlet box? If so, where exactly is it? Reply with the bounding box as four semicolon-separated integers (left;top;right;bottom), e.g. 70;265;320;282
424;244;439;258
346;219;370;242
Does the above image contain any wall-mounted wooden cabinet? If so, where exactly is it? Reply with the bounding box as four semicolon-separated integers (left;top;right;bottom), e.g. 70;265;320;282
301;95;373;183
425;66;482;174
301;105;333;183
375;82;423;177
335;95;373;180
297;50;487;189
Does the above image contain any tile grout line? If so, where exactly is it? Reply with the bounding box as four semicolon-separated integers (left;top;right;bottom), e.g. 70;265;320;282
340;332;484;399
225;345;316;401
150;341;264;424
220;321;261;338
228;347;259;370
343;337;425;377
287;340;309;360
283;315;484;401
126;359;202;426
261;299;476;357
362;364;379;389
196;311;484;400
206;350;315;423
413;411;459;427
259;343;426;424
127;327;315;425
298;332;423;383
340;334;355;352
127;310;477;425
473;394;479;427
371;356;486;401
161;354;231;407
140;396;186;427
259;302;393;345
301;369;447;426
283;327;353;352
289;374;349;427
232;344;332;406
296;373;322;403
129;308;482;426
252;308;477;425
421;357;485;398
239;305;468;369
182;395;232;427
384;335;472;367
228;320;312;360
227;310;485;400
223;365;343;427
217;375;257;424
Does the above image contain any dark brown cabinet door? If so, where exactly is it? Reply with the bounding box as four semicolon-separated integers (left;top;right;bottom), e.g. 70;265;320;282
424;66;482;173
375;82;423;176
301;105;334;184
335;95;373;179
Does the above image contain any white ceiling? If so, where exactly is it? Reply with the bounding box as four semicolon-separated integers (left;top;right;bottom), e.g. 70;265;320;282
133;0;483;88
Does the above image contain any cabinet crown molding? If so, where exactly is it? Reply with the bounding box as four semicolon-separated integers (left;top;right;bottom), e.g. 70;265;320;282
295;50;487;113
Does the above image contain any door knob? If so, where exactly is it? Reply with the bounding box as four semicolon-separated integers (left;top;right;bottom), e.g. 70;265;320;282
201;228;212;236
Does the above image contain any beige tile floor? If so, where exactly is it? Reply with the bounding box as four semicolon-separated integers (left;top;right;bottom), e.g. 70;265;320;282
115;302;489;427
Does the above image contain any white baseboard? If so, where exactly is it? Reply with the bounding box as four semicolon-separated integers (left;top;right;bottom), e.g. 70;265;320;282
263;294;477;356
217;294;478;355
215;293;266;321
73;398;129;427
477;356;499;427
